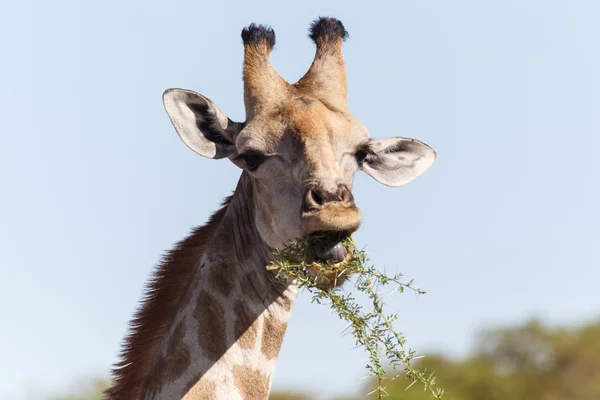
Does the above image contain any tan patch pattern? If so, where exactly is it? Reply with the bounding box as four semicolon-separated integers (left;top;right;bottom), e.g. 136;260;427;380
261;313;288;359
233;365;271;399
193;290;227;361
182;379;217;400
234;301;260;349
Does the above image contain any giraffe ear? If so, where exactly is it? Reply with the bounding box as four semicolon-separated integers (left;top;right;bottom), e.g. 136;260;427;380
361;137;436;187
163;89;243;159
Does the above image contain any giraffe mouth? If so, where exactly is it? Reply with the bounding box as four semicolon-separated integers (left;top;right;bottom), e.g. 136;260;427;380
308;231;351;263
301;230;354;290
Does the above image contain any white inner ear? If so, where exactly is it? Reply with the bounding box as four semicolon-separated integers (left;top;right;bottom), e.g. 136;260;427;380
362;137;436;187
163;89;235;159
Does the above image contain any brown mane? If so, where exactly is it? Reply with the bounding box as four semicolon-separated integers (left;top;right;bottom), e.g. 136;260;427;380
105;197;231;400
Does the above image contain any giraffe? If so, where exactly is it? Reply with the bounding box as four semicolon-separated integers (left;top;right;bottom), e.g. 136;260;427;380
106;17;436;400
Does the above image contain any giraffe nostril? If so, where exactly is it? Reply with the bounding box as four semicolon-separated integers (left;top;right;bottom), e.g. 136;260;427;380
339;185;354;206
303;186;355;212
311;189;324;206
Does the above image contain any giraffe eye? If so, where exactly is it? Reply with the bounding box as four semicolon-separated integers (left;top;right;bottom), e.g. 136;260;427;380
238;153;265;172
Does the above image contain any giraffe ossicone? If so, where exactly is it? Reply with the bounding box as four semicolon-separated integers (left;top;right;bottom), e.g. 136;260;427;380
106;17;436;400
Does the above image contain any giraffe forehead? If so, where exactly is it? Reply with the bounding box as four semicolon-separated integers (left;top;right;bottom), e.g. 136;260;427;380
238;100;366;155
288;98;356;141
291;106;370;168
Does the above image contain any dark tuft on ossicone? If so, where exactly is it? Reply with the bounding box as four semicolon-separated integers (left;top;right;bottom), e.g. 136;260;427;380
309;17;348;44
241;23;276;49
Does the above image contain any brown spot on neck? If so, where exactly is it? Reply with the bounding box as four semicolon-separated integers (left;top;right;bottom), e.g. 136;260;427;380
261;313;288;360
182;379;217;400
233;365;271;399
209;262;235;296
194;290;227;361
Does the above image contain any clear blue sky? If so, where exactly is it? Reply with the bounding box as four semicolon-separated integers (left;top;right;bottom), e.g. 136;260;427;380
1;0;599;399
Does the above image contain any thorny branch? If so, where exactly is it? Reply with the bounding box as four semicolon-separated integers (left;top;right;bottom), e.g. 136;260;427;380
268;236;446;399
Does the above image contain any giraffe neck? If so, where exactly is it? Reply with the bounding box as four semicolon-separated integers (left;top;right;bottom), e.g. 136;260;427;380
142;173;299;399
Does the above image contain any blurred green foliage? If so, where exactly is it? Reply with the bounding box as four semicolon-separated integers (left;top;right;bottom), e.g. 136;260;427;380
49;319;600;400
49;378;110;400
359;319;600;400
269;393;312;400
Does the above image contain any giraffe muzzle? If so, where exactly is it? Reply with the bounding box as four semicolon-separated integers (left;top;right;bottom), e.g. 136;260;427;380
301;202;362;236
300;184;361;235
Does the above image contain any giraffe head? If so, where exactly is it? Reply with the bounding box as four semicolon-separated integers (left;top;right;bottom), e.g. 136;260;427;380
163;18;435;275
